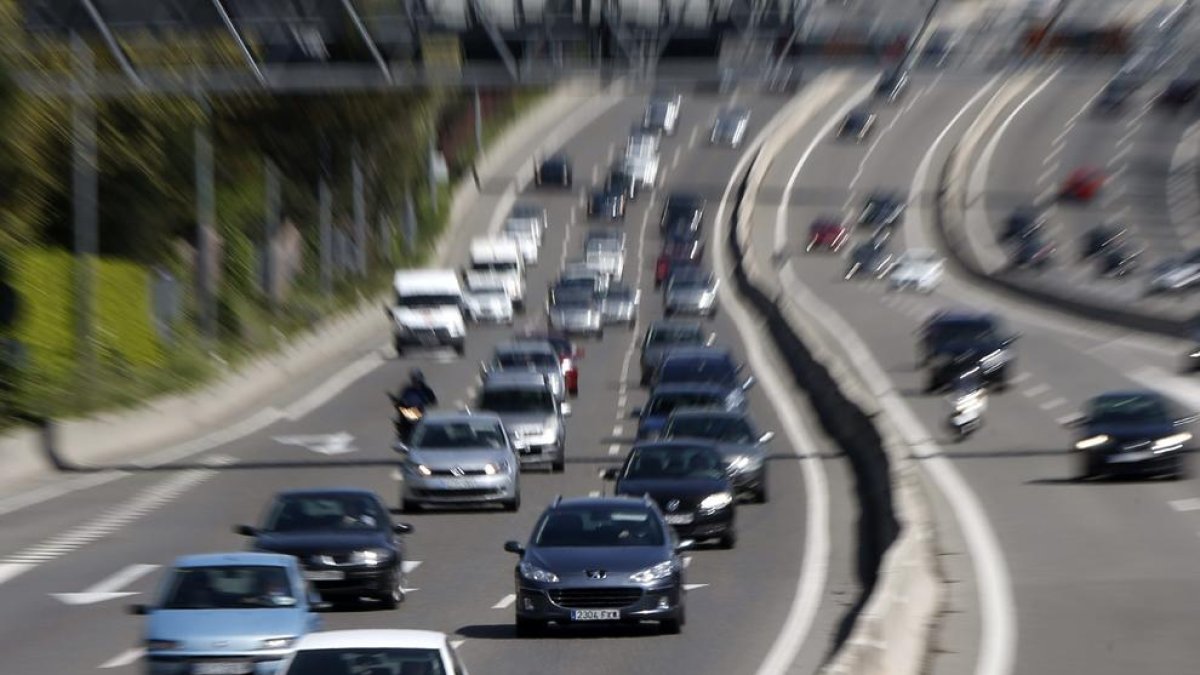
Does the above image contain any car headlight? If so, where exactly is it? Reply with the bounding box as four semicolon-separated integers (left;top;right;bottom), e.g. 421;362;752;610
146;640;182;651
409;463;433;477
979;349;1009;368
1152;432;1191;452
484;462;507;475
1189;351;1200;358
260;637;297;650
727;454;763;473
629;560;677;583
698;491;734;513
519;561;559;583
350;549;391;566
1075;435;1110;450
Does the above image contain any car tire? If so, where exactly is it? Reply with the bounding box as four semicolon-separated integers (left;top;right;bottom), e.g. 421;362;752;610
661;612;683;635
1078;453;1101;481
503;493;521;512
516;616;546;638
378;569;405;609
1173;458;1191;480
754;475;769;504
454;342;466;357
400;498;420;513
718;530;737;550
552;451;565;473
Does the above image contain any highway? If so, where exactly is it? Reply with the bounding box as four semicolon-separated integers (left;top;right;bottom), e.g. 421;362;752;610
751;61;1200;674
0;87;871;674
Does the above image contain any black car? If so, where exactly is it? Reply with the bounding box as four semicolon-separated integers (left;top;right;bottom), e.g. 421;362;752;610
660;193;705;234
639;320;711;385
844;240;893;280
837;109;877;141
1159;77;1198;109
919;311;1018;391
875;68;910;102
606;167;639;202
235;489;413;609
605;440;737;548
535;153;573;187
1095;76;1138;113
589;190;627;220
1010;231;1055;270
660;408;773;503
999;206;1045;243
1066;390;1193;480
1097;243;1139;277
1080;224;1124;260
859;192;906;229
652;347;753;392
504;495;689;636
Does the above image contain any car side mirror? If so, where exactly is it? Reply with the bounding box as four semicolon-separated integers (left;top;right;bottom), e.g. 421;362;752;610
758;431;775;444
561;403;573;417
393;443;410;455
128;604;149;616
1060;413;1088;428
675;539;696;552
233;524;256;537
504;540;525;555
393;522;414;535
742;375;757;391
601;467;620;481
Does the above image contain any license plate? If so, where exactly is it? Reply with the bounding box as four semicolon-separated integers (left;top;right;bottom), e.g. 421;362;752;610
571;609;620;621
432;478;475;489
1108;451;1152;463
664;513;694;525
304;570;344;581
192;663;253;675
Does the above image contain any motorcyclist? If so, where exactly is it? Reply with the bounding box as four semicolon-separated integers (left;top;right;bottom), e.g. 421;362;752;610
948;363;987;434
397;369;437;408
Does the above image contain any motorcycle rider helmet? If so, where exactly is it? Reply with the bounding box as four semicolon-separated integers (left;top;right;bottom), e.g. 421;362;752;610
410;368;425;384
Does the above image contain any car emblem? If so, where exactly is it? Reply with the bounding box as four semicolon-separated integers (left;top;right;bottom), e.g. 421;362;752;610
450;466;466;477
666;499;681;512
586;569;606;579
212;641;229;648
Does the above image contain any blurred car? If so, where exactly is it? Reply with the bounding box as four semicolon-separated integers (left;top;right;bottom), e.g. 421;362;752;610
1146;251;1200;294
558;261;611;296
584;236;626;282
664;268;719;317
547;290;604;338
534;153;573;188
999;206;1046;243
463;290;515;324
485;341;566;400
888;249;944;292
660;408;773;503
806;217;849;252
235;490;413;609
1079;224;1125;260
1066;390;1193;480
844;241;894;280
875;68;910;102
1095;76;1138;113
652;347;753;393
1010;232;1056;270
503;496;688;636
919;29;955;66
502;217;542;266
639;320;711;385
510;203;547;233
622;151;660;188
1096;243;1140;277
859;192;906;229
606;166;640;202
477;370;569;472
634;382;748;439
837;108;877;141
513;331;582;397
660;192;705;235
710;108;751;147
1060;167;1106;202
589;190;627;221
600;284;640;327
656;235;705;287
643;95;682;135
1159;77;1199;109
605;441;737;548
397;411;521;512
919;310;1018;390
279;630;468;675
627;130;660;156
133;552;324;675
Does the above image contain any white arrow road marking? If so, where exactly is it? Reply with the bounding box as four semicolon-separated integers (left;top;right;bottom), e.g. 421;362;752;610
682;555;691;569
272;432;357;455
0;563;34;586
492;594;516;609
99;647;144;669
401;561;422;574
53;563;160;605
450;640;465;649
683;583;708;591
1169;498;1200;513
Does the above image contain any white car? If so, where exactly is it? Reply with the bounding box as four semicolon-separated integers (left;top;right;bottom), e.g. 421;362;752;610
502;217;541;266
1147;255;1200;294
627;131;660;156
280;630;470;675
463;290;515;324
888;249;944;292
622;152;660;188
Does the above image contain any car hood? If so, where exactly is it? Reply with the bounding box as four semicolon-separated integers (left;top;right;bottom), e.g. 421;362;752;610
254;531;387;555
617;477;731;499
525;546;669;575
147;609;309;648
407;448;510;469
492;412;556;432
1085;421;1176;441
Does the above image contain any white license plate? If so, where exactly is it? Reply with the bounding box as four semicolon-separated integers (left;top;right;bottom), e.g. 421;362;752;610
664;513;694;525
1108;451;1153;463
304;570;345;581
192;663;253;675
571;609;620;621
431;478;476;489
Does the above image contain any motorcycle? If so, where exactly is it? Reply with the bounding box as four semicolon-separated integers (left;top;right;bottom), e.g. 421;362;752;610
946;388;986;441
389;391;427;442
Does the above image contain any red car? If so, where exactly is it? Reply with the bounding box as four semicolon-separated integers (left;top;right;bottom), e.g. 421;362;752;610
514;330;582;396
1060;167;1106;202
806;218;849;252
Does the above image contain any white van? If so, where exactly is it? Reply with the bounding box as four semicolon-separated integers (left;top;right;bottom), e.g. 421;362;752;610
465;238;526;309
387;269;467;356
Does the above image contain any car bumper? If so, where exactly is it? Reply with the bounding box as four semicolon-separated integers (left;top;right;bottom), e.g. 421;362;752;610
146;653;288;675
665;507;735;540
394;329;464;349
402;475;518;504
302;565;394;597
515;583;683;624
1089;448;1185;476
728;468;766;495
515;440;563;466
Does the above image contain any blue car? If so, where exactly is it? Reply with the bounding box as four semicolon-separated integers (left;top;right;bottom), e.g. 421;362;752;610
1067;390;1194;481
634;382;748;439
133;552;325;675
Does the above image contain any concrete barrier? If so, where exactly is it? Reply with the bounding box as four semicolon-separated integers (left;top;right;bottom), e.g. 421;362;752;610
0;79;617;489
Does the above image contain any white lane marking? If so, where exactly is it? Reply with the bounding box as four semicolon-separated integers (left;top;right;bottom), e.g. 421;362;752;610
688;125;701;148
713;114;832;675
683;583;709;590
1038;397;1067;411
612;425;624;436
608;444;621;455
0;562;35;586
1022;384;1050;397
1116;124;1140;148
1013;372;1031;384
774;77;873;252
616;192;657;385
272;432;357;456
1036;164;1058;187
1108;144;1132;168
1041;145;1062;166
670;145;683;169
848;79;939;191
492;593;516;609
137;406;283;467
1051;124;1074;147
1036;184;1058;204
969;67;1062;202
682;555;692;569
401;560;422;574
284;352;384;420
588;490;601;498
606;141;616;164
52;563;159;605
591;164;600;183
99;648;144;669
1169;498;1200;513
617;393;628;407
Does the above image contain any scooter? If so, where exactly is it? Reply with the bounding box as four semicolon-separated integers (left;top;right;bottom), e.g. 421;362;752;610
947;389;986;442
388;391;426;443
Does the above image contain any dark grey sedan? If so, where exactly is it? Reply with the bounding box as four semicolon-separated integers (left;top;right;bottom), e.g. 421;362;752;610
660;408;773;503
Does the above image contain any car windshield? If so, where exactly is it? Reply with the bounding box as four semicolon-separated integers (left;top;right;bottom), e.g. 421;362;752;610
480;387;554;413
605;288;635;301
928;319;996;343
503;222;536;238
471;260;518;273
647;392;724;416
284;648;447;675
496;351;557;369
659;358;736;384
511;205;544;220
160;565;295;610
668;277;712;291
533;506;666;547
647;103;670;122
647;325;703;347
263;495;385;533
410;420;507;449
846;113;867;127
1089;395;1171;424
397;293;459;308
624;446;726;480
665;416;755;443
554;297;594;311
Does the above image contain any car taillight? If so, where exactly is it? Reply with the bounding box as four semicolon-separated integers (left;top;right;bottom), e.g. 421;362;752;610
657;259;668;278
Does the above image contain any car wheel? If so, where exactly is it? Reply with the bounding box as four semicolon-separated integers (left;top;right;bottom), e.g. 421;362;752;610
400;498;419;514
1078;453;1101;481
754;475;769;504
1173;457;1191;480
718;530;737;550
378;569;405;609
503;492;521;512
661;612;683;635
552;453;565;473
454;342;466;357
516;616;546;638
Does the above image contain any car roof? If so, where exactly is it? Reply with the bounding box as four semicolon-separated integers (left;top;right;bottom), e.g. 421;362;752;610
553;495;655;510
294;629;447;651
660;347;734;363
668;268;714;282
667;407;747;421
630;439;720;453
1091;389;1163;402
648;319;703;332
648;382;732;396
496;341;556;354
174;552;295;568
482;371;551;389
666;192;705;205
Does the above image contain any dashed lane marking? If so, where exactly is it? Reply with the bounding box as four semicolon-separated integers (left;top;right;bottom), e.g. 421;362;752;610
99;648;144;669
612;425;624;436
1169;498;1200;513
688;125;700;148
588;490;601;498
1022;383;1050;398
1108;144;1132;167
492;594;516;609
682;555;691;569
1012;372;1032;385
608;444;621;455
1039;397;1067;411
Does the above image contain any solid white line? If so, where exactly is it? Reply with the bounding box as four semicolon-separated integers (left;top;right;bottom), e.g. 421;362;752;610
492;593;516;609
1169;498;1200;513
0;563;34;586
1108;144;1132;168
99;648;144;669
1022;384;1050;398
713;109;832;675
1038;397;1067;410
688;125;700;148
774;78;874;252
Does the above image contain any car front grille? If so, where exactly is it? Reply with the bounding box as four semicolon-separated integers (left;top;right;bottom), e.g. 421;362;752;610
427;467;489;476
549;587;644;609
410;488;502;498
